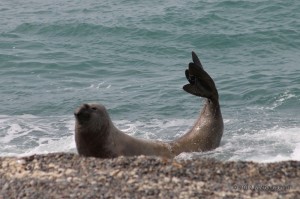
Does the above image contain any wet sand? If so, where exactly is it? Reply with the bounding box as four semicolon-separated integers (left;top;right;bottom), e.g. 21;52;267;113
0;153;299;198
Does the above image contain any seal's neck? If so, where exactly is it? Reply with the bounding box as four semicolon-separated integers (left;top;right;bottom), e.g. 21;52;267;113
202;98;221;119
75;120;117;158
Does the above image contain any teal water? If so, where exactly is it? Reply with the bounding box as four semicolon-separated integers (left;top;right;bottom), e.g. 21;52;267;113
0;0;299;162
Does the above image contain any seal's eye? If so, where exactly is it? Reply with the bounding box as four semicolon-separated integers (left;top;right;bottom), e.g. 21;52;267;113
91;107;97;111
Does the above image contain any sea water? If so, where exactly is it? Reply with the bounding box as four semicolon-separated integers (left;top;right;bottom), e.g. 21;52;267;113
0;0;299;162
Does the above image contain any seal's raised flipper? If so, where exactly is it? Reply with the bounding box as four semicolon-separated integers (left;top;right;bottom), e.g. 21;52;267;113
183;52;218;101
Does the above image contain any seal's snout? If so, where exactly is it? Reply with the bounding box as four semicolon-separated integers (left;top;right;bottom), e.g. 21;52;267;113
74;104;91;122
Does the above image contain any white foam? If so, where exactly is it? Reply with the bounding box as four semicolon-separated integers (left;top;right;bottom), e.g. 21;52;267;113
20;135;76;157
175;152;195;160
268;90;295;110
0;115;75;157
88;81;111;90
291;143;300;160
245;90;297;111
229;126;300;162
115;118;194;140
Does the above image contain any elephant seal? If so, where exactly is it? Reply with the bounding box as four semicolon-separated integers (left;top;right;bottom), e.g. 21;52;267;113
74;52;223;158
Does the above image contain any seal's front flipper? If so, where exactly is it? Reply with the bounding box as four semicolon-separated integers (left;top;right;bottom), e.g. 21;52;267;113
183;52;219;101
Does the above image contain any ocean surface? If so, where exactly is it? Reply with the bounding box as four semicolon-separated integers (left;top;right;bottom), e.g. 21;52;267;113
0;0;299;162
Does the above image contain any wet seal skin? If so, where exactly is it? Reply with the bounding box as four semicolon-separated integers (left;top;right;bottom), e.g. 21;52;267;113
74;52;223;158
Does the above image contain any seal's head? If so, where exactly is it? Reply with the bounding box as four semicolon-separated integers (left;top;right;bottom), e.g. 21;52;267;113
74;103;112;135
74;103;114;157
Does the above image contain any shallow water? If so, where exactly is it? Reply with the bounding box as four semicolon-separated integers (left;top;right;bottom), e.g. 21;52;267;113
0;0;299;162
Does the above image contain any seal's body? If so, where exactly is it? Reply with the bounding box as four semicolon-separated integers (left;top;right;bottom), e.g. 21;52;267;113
74;52;223;158
75;103;173;158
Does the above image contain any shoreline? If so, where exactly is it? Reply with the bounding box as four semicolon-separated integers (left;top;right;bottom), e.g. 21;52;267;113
1;153;299;198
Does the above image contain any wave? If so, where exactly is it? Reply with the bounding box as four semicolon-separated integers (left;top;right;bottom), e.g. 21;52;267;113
0;114;192;157
0;114;74;157
177;125;300;163
1;114;299;163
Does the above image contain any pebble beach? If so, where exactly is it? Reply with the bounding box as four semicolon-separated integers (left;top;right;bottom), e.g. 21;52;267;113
0;153;298;198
